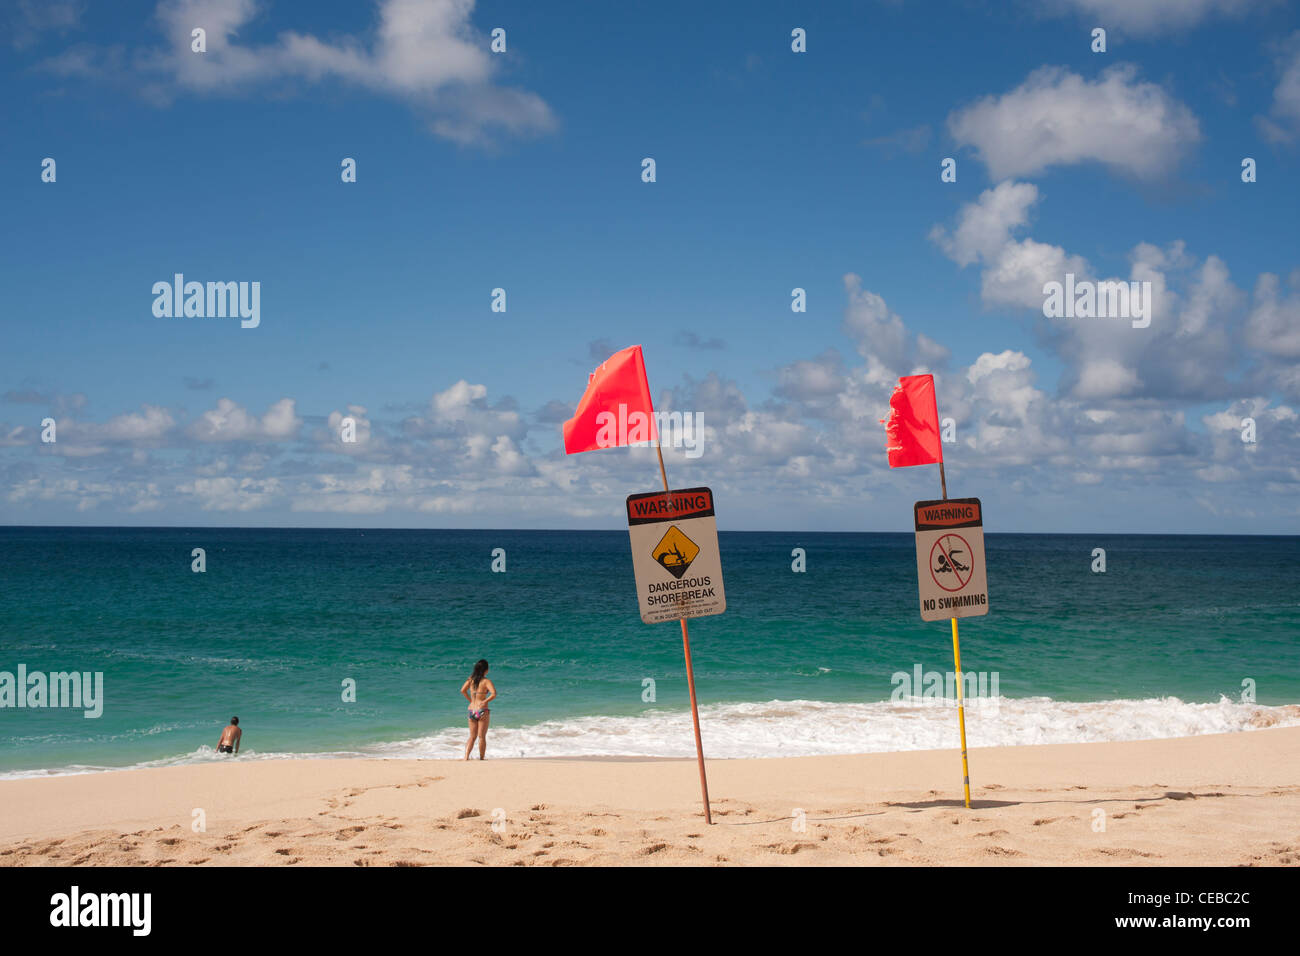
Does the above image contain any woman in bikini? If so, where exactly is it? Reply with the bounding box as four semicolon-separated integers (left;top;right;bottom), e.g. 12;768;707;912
460;659;496;760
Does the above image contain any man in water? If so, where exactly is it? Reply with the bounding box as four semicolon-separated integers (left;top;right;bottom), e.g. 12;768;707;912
216;716;241;754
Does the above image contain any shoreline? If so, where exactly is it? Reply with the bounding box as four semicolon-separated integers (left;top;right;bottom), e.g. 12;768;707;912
5;697;1294;785
6;697;1297;782
3;726;1298;865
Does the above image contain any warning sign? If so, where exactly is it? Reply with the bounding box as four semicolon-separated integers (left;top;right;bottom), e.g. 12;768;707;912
627;486;726;624
652;526;700;578
914;497;988;622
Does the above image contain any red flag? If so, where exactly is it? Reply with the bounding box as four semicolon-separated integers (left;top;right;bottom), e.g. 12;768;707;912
563;345;659;454
881;374;944;467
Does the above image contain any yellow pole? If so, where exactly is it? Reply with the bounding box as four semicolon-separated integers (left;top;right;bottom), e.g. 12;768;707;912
951;617;971;808
939;460;970;808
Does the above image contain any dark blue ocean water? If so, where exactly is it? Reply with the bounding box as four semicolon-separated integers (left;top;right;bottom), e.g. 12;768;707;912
0;528;1297;775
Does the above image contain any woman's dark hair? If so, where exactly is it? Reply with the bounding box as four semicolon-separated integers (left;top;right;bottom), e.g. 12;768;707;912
470;659;489;689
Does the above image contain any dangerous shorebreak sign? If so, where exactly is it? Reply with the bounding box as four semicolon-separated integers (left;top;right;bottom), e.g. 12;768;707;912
627;486;726;624
914;497;989;622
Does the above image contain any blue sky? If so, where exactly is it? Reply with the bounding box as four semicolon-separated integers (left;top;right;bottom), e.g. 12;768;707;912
2;0;1299;531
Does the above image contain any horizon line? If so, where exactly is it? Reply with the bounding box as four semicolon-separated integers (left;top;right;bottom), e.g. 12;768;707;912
0;524;1295;537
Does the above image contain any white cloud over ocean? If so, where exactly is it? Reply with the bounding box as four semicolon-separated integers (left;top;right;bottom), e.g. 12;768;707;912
947;65;1201;180
36;0;555;144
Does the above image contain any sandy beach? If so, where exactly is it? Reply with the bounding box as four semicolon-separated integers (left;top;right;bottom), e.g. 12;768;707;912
1;726;1297;866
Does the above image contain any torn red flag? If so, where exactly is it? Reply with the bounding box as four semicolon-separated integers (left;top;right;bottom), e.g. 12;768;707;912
881;373;944;467
563;345;659;454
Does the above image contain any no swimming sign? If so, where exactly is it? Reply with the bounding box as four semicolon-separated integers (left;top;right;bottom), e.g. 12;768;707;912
914;497;989;622
626;487;726;624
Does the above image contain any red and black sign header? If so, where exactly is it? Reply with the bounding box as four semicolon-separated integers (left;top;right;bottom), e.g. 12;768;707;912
914;497;982;531
627;487;715;526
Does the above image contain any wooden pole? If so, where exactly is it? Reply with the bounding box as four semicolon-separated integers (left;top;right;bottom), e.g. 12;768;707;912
939;460;971;808
655;441;713;825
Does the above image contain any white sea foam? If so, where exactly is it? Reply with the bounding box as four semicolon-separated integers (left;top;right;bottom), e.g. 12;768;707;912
365;695;1300;760
3;696;1296;778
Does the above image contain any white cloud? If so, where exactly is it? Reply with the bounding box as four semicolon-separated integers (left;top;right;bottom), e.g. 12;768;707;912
9;0;84;50
324;405;376;455
1245;273;1300;357
1073;358;1142;399
775;351;847;403
43;0;555;144
948;65;1200;180
149;0;490;94
841;274;950;383
4;283;1298;528
1256;32;1300;143
179;476;281;511
1042;0;1267;35
190;397;301;441
930;180;1038;268
931;185;1256;402
433;380;488;419
929;180;1090;312
101;405;175;441
406;379;526;446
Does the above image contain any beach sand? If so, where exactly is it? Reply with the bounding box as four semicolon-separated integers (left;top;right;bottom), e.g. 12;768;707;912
2;726;1298;866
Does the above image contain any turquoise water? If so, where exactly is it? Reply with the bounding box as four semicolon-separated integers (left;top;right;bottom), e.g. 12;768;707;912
1;527;1297;775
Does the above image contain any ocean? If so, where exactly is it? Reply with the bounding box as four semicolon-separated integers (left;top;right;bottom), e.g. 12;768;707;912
1;527;1297;778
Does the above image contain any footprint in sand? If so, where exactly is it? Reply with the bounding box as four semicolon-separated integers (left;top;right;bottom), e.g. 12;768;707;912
763;842;817;855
